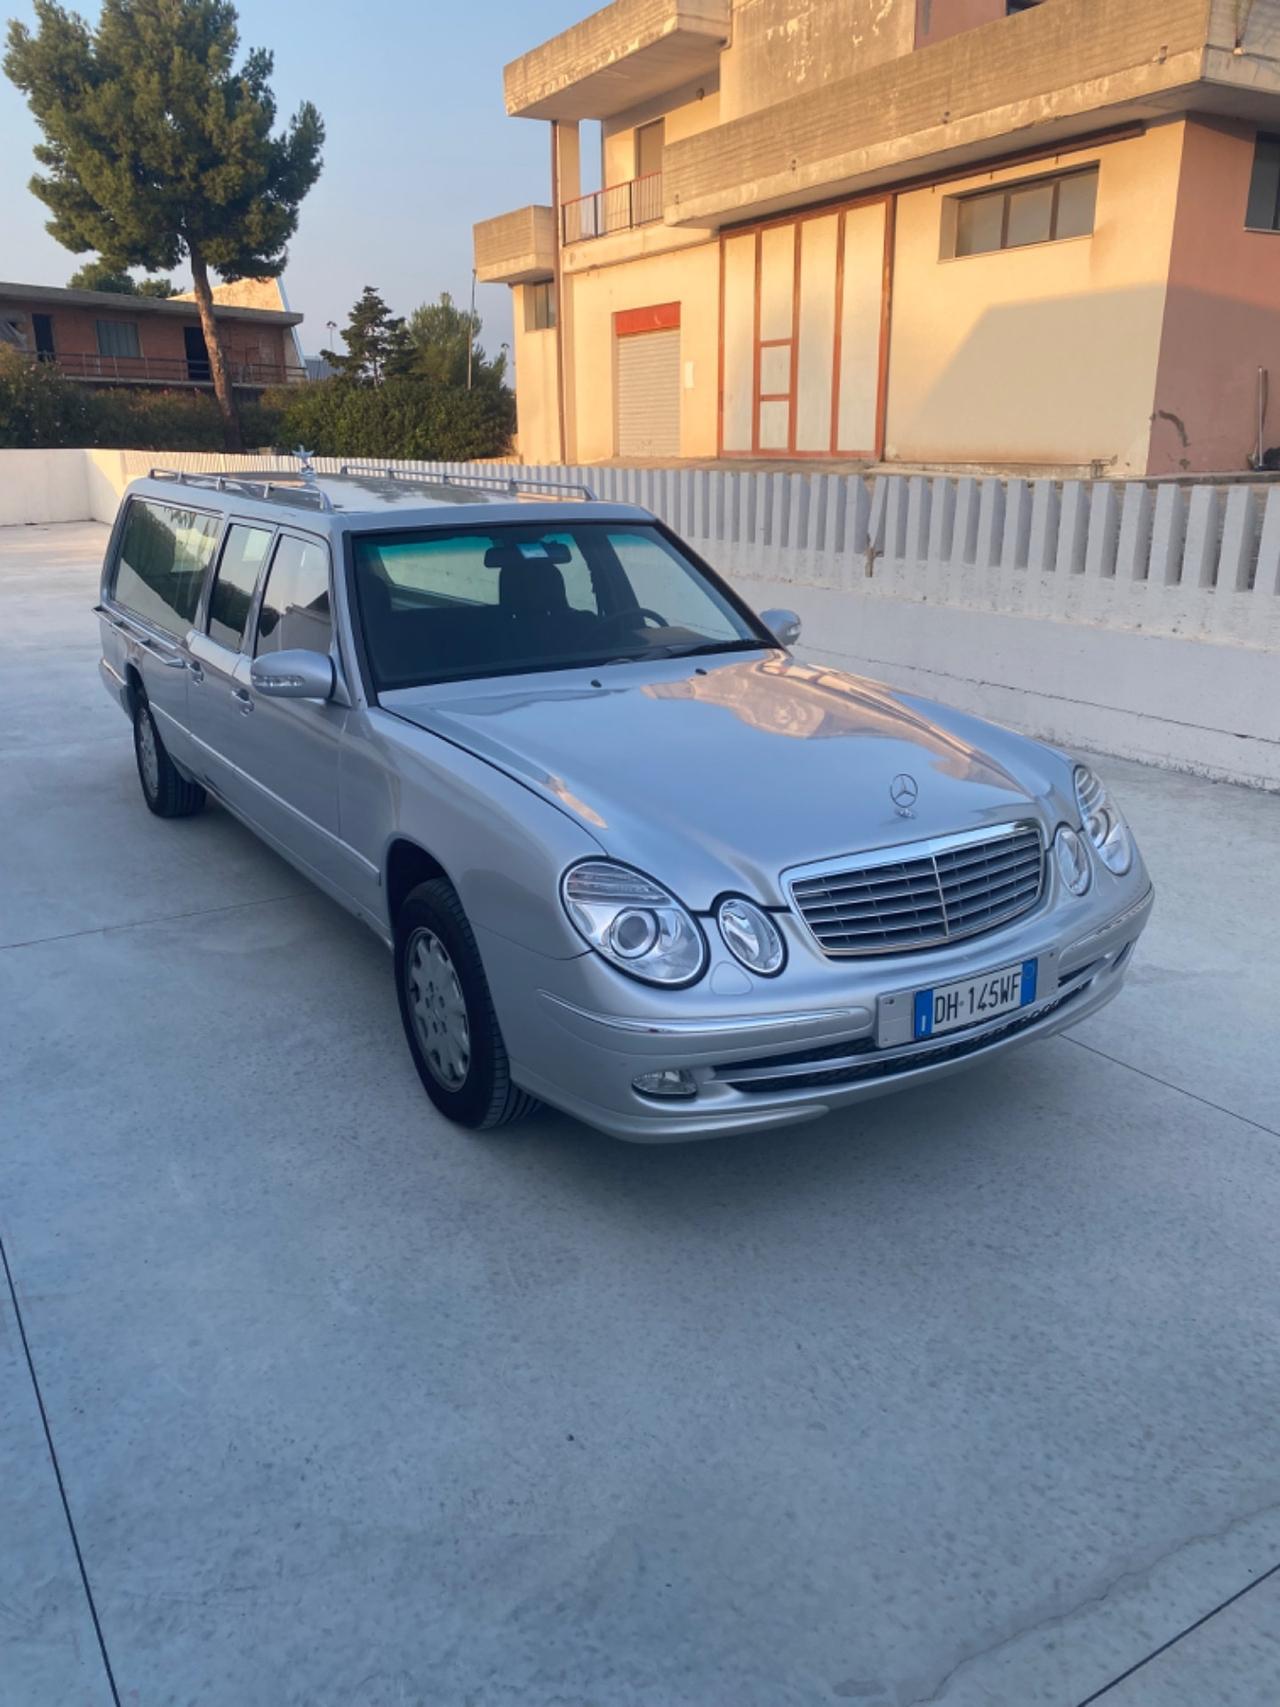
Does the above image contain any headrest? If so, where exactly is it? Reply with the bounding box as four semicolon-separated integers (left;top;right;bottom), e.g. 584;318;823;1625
499;558;568;616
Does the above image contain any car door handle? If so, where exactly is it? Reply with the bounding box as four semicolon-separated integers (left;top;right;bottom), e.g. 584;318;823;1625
232;686;254;714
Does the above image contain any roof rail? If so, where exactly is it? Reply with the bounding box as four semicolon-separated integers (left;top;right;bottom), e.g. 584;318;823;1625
336;463;596;502
149;466;335;512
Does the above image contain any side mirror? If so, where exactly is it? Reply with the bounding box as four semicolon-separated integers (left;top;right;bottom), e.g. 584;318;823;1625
250;648;335;700
760;607;802;648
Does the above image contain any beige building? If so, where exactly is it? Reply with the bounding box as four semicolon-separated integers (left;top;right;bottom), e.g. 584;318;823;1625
474;0;1280;476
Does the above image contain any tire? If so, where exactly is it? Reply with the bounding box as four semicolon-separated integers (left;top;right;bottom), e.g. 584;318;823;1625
394;878;538;1131
132;695;206;819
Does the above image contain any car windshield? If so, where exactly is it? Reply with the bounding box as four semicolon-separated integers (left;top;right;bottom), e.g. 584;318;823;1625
351;521;771;690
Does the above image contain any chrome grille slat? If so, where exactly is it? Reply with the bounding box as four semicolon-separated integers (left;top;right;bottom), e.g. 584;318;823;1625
787;822;1045;957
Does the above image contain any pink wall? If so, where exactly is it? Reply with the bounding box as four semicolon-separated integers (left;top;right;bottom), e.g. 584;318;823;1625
915;0;1006;49
1150;117;1280;474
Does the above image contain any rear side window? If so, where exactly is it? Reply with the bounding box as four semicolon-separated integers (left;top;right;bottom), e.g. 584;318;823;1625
112;498;220;638
255;535;332;656
207;523;273;652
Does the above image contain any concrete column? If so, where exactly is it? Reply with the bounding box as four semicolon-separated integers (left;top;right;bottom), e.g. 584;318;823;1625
1149;485;1187;586
1182;487;1220;588
1084;484;1120;579
1116;483;1153;581
1218;486;1258;592
553;120;581;207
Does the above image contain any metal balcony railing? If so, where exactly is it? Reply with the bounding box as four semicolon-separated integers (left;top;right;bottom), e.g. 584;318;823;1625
561;173;663;243
28;350;304;388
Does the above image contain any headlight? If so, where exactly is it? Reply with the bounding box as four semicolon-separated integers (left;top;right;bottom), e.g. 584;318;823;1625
1054;825;1092;896
561;860;707;986
717;896;786;975
1075;765;1133;875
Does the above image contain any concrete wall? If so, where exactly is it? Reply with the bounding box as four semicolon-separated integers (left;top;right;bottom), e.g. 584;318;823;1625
1150;116;1280;476
884;124;1185;475
4;448;1275;789
562;240;721;459
665;0;1213;226
0;450;90;526
512;288;563;462
719;0;916;121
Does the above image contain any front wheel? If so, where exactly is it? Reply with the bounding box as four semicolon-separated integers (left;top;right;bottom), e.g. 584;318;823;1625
133;697;205;818
394;879;537;1130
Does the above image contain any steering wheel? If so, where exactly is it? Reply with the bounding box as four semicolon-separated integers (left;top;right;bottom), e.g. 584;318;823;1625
595;606;670;636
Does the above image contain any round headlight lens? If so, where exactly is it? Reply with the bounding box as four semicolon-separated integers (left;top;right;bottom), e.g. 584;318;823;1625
562;861;707;986
1074;765;1133;875
717;897;786;976
1054;825;1092;897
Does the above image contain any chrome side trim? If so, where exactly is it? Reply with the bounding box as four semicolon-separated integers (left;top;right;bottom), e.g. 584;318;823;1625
179;723;380;877
539;992;871;1038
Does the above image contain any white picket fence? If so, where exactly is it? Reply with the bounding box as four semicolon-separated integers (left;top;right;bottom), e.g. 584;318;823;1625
4;447;1276;786
71;450;1280;653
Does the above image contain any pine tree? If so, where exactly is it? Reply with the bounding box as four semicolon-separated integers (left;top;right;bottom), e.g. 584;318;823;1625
4;0;323;449
68;259;174;297
322;287;415;386
408;293;509;394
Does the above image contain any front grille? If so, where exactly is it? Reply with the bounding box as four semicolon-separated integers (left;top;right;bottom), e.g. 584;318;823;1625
788;822;1044;956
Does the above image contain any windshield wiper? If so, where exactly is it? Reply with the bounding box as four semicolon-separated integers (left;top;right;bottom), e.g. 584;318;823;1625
600;639;766;666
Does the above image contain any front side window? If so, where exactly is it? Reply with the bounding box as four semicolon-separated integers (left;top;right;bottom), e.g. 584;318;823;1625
96;320;141;359
353;521;769;691
948;166;1098;258
206;523;274;652
255;535;332;656
112;498;220;637
1247;133;1280;231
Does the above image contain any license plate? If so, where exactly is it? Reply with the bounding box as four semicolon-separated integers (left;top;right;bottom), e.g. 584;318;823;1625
913;959;1038;1040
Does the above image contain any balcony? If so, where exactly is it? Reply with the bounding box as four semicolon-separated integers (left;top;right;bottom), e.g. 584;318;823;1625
504;0;729;120
27;351;301;389
474;205;557;284
562;173;664;243
664;0;1280;227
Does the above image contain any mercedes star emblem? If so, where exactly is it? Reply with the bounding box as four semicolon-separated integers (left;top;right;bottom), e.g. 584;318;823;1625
890;773;919;817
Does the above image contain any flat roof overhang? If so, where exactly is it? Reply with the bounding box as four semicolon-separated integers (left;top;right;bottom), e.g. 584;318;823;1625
663;0;1280;228
0;280;303;326
504;0;729;121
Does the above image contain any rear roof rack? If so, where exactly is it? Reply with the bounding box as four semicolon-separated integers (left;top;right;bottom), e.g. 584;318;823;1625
336;464;596;502
148;467;335;513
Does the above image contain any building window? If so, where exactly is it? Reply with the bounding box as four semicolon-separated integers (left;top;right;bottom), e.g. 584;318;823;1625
636;118;664;181
1246;133;1280;230
96;319;141;359
525;281;556;333
945;165;1098;258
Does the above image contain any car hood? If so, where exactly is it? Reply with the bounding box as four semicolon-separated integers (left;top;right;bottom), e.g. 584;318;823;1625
384;655;1073;907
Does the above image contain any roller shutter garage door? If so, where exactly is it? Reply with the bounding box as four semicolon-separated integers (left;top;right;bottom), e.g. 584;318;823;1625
615;327;681;457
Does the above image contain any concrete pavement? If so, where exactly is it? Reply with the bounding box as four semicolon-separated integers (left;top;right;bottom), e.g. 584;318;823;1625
2;520;1278;1707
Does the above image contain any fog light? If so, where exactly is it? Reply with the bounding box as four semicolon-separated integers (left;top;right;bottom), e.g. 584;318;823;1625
632;1068;698;1099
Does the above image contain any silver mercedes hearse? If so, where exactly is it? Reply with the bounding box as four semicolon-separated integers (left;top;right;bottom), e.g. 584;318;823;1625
97;465;1153;1142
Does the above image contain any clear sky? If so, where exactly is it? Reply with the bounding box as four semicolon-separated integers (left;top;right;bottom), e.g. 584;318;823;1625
0;0;591;358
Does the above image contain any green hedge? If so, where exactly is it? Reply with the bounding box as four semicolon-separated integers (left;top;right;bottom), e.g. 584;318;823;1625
0;349;513;458
264;376;515;461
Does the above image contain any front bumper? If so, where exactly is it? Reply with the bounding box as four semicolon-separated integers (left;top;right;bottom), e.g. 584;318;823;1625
485;882;1154;1143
